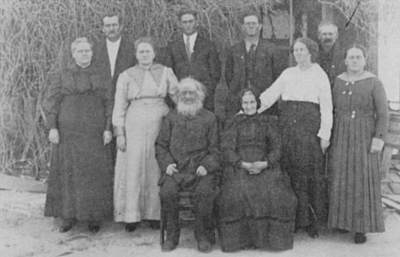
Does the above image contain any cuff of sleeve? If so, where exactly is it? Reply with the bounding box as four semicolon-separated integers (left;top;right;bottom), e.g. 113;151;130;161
105;118;112;131
114;126;125;137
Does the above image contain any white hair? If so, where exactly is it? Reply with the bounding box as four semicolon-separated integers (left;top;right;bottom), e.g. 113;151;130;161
70;37;92;54
318;21;338;35
176;78;206;116
177;77;206;103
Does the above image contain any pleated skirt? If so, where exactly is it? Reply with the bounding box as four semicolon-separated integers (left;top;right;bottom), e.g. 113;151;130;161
328;114;384;233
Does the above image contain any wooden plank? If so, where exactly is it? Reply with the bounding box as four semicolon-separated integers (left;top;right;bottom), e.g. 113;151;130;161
381;146;394;179
0;173;46;193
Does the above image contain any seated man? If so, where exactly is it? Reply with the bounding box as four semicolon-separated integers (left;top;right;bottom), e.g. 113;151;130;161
156;78;220;253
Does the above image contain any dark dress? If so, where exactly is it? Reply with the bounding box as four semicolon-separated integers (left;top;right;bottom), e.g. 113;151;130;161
280;101;328;228
43;64;114;221
218;114;297;251
328;74;388;233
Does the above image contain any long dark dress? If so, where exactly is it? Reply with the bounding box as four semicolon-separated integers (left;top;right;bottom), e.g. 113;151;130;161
280;101;328;228
43;64;114;221
218;114;297;251
328;73;388;233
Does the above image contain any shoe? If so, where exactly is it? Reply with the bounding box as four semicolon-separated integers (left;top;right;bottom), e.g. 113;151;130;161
88;222;100;233
306;224;319;238
197;239;212;253
148;220;160;230
59;218;76;233
354;233;367;244
161;240;177;252
125;222;138;232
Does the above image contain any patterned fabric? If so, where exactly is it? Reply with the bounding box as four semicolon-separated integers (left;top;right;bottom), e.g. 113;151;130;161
328;74;388;233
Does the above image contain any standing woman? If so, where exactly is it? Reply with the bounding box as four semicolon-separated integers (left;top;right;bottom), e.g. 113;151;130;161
44;37;114;233
112;37;178;232
259;37;333;237
328;45;388;244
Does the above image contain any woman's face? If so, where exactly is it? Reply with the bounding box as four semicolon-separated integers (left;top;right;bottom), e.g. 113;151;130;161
136;42;155;66
72;42;92;66
293;41;311;65
345;48;366;73
242;91;257;115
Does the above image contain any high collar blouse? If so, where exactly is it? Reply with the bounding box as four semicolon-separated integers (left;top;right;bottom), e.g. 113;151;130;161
259;63;333;141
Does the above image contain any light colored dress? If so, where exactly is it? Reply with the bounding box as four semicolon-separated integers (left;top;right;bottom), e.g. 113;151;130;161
112;64;178;222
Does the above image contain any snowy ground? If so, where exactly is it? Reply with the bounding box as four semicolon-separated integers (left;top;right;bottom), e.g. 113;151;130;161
1;190;400;257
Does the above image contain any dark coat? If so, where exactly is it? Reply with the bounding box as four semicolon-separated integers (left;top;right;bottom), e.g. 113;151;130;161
317;42;346;88
163;33;221;111
155;109;220;176
92;36;136;93
225;39;280;117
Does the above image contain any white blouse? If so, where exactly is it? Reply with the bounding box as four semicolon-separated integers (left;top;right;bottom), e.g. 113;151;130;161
259;63;333;141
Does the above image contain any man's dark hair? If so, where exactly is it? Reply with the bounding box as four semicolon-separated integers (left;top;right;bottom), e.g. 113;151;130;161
177;9;198;21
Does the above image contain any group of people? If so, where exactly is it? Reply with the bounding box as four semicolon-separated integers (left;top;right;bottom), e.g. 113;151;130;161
43;8;389;253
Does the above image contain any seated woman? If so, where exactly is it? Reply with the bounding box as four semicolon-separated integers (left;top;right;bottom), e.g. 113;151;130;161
218;89;297;252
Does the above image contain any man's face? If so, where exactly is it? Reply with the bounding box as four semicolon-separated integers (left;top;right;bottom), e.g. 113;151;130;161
318;25;338;48
242;15;261;37
180;13;198;36
102;16;122;41
179;86;198;105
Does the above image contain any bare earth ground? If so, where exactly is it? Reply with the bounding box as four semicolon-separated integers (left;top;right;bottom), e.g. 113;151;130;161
1;190;400;257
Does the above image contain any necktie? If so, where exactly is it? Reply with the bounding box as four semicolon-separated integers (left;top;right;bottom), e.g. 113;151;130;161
185;35;191;61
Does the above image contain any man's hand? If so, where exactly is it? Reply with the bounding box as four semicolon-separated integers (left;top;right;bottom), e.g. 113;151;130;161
196;165;208;176
116;135;126;152
166;163;178;176
49;128;59;144
103;130;112;145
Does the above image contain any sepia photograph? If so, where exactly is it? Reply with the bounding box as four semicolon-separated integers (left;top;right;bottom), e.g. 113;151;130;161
0;0;400;256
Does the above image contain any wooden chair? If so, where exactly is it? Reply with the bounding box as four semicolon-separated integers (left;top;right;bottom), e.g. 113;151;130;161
160;191;196;244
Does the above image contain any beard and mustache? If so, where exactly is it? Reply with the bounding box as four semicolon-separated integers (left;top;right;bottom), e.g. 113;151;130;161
177;99;203;117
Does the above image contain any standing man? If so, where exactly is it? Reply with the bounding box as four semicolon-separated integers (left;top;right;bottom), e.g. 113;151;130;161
224;12;280;120
92;13;136;162
163;9;221;112
317;22;345;88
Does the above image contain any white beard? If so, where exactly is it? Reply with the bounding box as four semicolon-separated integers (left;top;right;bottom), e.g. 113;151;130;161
177;100;203;117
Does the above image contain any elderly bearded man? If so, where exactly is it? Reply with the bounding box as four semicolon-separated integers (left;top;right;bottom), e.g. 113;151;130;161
156;78;220;253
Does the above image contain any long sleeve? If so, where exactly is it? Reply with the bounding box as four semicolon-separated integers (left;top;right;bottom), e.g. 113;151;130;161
264;123;281;167
103;74;113;131
317;71;333;141
208;42;221;86
221;119;241;166
224;47;234;89
112;72;129;134
372;79;389;139
155;116;176;173
166;67;179;103
259;70;285;113
199;115;220;173
43;71;63;129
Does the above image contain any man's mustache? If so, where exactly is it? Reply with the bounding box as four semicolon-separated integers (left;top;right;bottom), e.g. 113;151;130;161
322;38;334;43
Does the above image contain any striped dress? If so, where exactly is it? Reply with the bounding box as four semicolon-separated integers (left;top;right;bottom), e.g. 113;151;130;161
328;72;388;233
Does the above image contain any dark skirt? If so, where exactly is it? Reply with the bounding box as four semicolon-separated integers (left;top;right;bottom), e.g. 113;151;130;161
279;101;328;228
44;93;113;221
328;113;384;233
218;166;297;251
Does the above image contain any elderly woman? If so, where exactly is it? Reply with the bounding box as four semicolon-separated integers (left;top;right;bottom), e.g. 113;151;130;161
259;37;333;237
328;45;388;244
112;37;178;232
43;37;114;233
218;88;297;251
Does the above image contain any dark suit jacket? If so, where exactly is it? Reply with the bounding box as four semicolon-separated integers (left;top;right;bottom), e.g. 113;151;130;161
225;39;280;117
92;36;136;93
163;32;221;111
317;42;346;88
